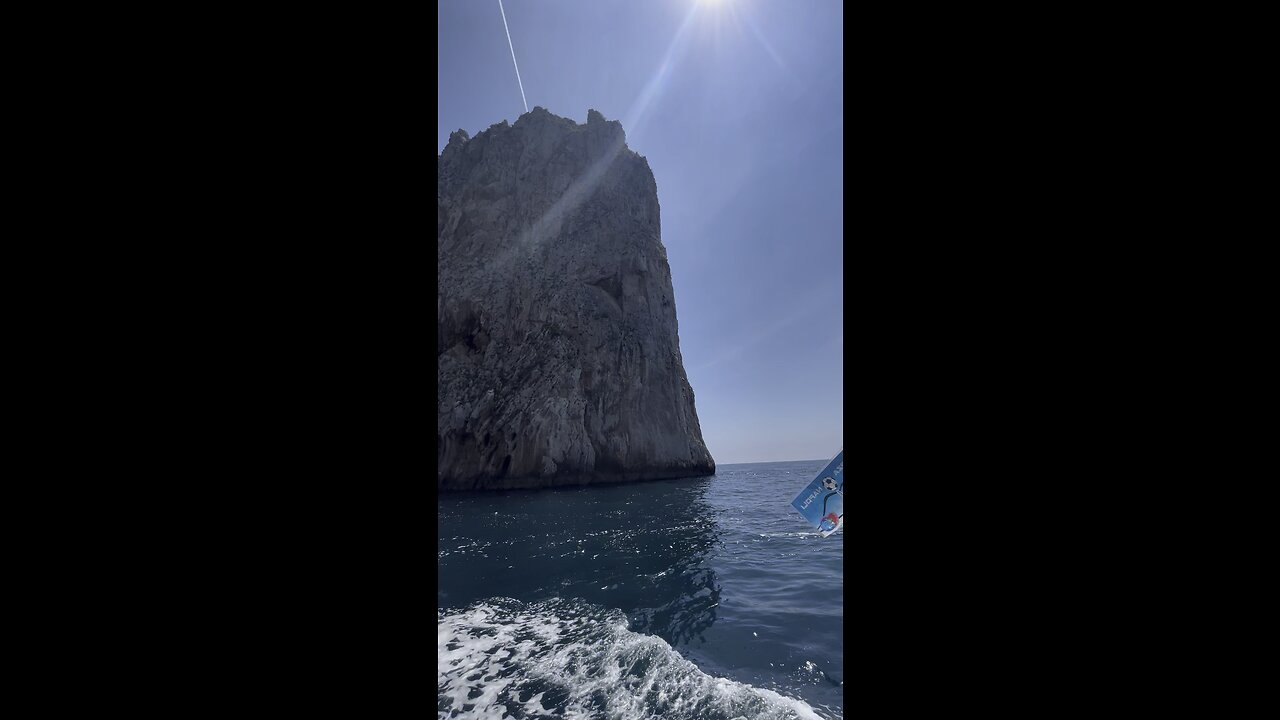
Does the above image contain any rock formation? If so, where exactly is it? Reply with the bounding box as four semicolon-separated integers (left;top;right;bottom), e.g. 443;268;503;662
438;107;714;490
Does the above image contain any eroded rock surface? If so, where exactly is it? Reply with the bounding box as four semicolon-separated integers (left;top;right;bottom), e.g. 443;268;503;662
438;107;714;490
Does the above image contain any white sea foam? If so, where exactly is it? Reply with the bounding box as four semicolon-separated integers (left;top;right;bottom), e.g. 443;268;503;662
438;598;828;719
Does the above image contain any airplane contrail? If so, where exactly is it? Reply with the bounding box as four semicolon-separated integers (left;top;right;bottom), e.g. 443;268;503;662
498;0;529;113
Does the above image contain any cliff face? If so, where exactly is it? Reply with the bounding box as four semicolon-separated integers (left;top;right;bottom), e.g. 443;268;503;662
438;107;714;490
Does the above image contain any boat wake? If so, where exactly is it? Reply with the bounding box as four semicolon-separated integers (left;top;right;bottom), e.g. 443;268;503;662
439;597;830;719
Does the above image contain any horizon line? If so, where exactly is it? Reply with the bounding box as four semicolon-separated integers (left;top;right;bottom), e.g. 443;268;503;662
716;457;833;466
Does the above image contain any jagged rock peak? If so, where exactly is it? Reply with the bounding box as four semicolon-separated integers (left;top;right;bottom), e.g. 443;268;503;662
443;107;628;155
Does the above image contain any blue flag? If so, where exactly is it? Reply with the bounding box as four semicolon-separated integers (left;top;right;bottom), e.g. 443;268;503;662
791;450;843;537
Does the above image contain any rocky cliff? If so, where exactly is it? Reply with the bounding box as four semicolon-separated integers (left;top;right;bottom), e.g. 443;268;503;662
438;107;715;490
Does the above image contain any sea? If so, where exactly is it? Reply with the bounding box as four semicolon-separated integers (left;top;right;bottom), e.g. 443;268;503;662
438;459;844;720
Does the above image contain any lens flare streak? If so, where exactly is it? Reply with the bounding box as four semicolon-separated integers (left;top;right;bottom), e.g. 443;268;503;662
498;0;529;113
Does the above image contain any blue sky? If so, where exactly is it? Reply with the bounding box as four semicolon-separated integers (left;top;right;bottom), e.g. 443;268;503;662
439;0;843;464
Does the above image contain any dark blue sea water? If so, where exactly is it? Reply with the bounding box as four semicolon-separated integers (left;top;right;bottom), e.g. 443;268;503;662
438;460;844;719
